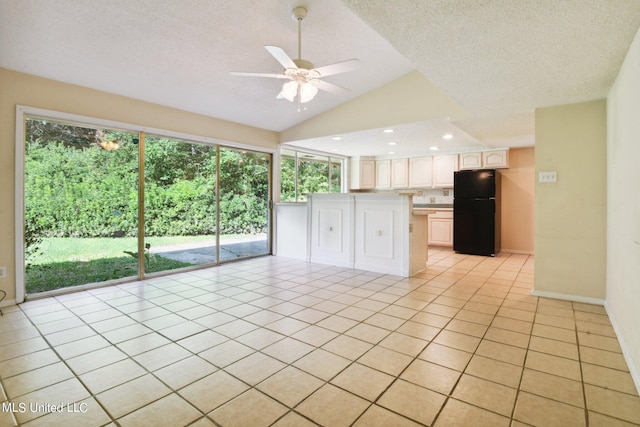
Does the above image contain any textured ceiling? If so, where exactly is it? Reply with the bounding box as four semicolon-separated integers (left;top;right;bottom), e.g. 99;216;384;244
2;0;640;157
337;0;640;153
342;0;640;115
0;0;414;132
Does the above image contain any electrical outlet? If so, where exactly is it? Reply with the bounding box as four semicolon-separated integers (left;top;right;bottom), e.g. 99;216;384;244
0;267;6;278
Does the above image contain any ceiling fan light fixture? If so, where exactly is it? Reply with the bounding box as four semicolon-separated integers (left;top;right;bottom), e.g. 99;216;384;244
300;82;318;103
277;80;318;103
230;6;360;106
277;81;298;102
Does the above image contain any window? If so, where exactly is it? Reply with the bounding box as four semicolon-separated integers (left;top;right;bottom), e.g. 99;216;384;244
280;148;345;202
18;109;272;298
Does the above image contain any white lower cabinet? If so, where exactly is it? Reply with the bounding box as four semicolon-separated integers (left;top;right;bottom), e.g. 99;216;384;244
428;210;453;247
307;193;427;277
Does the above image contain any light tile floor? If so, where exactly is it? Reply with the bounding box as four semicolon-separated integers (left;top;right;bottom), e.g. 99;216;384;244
1;249;639;426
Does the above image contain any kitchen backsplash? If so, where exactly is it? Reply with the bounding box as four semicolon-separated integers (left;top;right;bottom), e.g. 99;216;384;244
413;188;453;205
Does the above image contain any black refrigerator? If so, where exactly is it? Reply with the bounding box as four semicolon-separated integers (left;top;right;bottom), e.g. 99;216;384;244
453;169;500;256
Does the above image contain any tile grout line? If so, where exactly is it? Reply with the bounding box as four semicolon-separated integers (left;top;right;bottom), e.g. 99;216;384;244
4;253;638;426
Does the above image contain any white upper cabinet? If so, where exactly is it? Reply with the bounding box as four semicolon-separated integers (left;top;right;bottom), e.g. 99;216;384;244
376;159;391;189
482;149;509;169
409;156;433;188
349;158;376;189
459;152;483;170
391;158;409;188
352;149;507;190
359;159;376;189
432;154;459;188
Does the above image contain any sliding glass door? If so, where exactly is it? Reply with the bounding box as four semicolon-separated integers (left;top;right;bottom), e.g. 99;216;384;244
219;147;271;260
24;118;140;294
143;135;218;273
22;116;272;296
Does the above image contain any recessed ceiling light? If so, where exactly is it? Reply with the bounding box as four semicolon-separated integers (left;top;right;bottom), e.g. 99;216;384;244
388;142;397;146
332;136;342;141
443;133;453;140
331;149;339;152
388;151;395;154
383;129;394;133
430;146;440;151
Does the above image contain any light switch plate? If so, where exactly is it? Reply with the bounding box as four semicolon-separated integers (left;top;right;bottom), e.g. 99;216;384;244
0;267;6;278
539;171;557;183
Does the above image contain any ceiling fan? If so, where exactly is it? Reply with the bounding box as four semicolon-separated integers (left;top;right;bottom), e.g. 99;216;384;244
230;6;361;106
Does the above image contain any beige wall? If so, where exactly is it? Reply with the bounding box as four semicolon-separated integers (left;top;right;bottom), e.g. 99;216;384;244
606;26;640;392
280;71;470;143
0;68;279;303
500;147;535;254
534;99;607;300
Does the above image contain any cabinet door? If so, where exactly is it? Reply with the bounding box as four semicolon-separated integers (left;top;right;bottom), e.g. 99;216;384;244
409;157;433;187
376;160;391;189
433;155;459;187
459;152;482;170
359;160;376;189
482;150;509;169
391;158;409;188
428;217;453;246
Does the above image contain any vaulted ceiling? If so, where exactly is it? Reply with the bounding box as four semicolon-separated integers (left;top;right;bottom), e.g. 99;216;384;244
2;0;639;156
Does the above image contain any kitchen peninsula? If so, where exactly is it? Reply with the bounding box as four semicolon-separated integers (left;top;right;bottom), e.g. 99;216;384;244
276;193;435;277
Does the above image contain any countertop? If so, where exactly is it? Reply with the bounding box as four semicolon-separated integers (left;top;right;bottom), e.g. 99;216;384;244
413;204;453;209
412;210;436;216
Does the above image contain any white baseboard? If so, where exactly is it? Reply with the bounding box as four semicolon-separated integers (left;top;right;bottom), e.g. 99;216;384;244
500;249;534;255
530;289;605;306
604;302;640;396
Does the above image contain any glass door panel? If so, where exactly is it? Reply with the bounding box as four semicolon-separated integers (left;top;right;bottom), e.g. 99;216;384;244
219;147;271;260
24;118;139;294
144;136;218;273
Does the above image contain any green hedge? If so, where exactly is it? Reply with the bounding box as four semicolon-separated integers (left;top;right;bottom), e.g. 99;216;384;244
25;137;268;238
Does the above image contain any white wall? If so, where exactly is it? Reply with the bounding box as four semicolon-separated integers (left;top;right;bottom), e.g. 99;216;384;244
606;26;640;392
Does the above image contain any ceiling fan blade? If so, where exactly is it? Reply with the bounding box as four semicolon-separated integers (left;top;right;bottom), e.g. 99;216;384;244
230;71;288;79
265;45;298;70
313;59;361;77
315;80;351;95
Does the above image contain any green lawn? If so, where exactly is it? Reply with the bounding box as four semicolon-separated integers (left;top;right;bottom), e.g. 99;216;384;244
25;236;217;294
30;236;217;264
26;256;193;294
